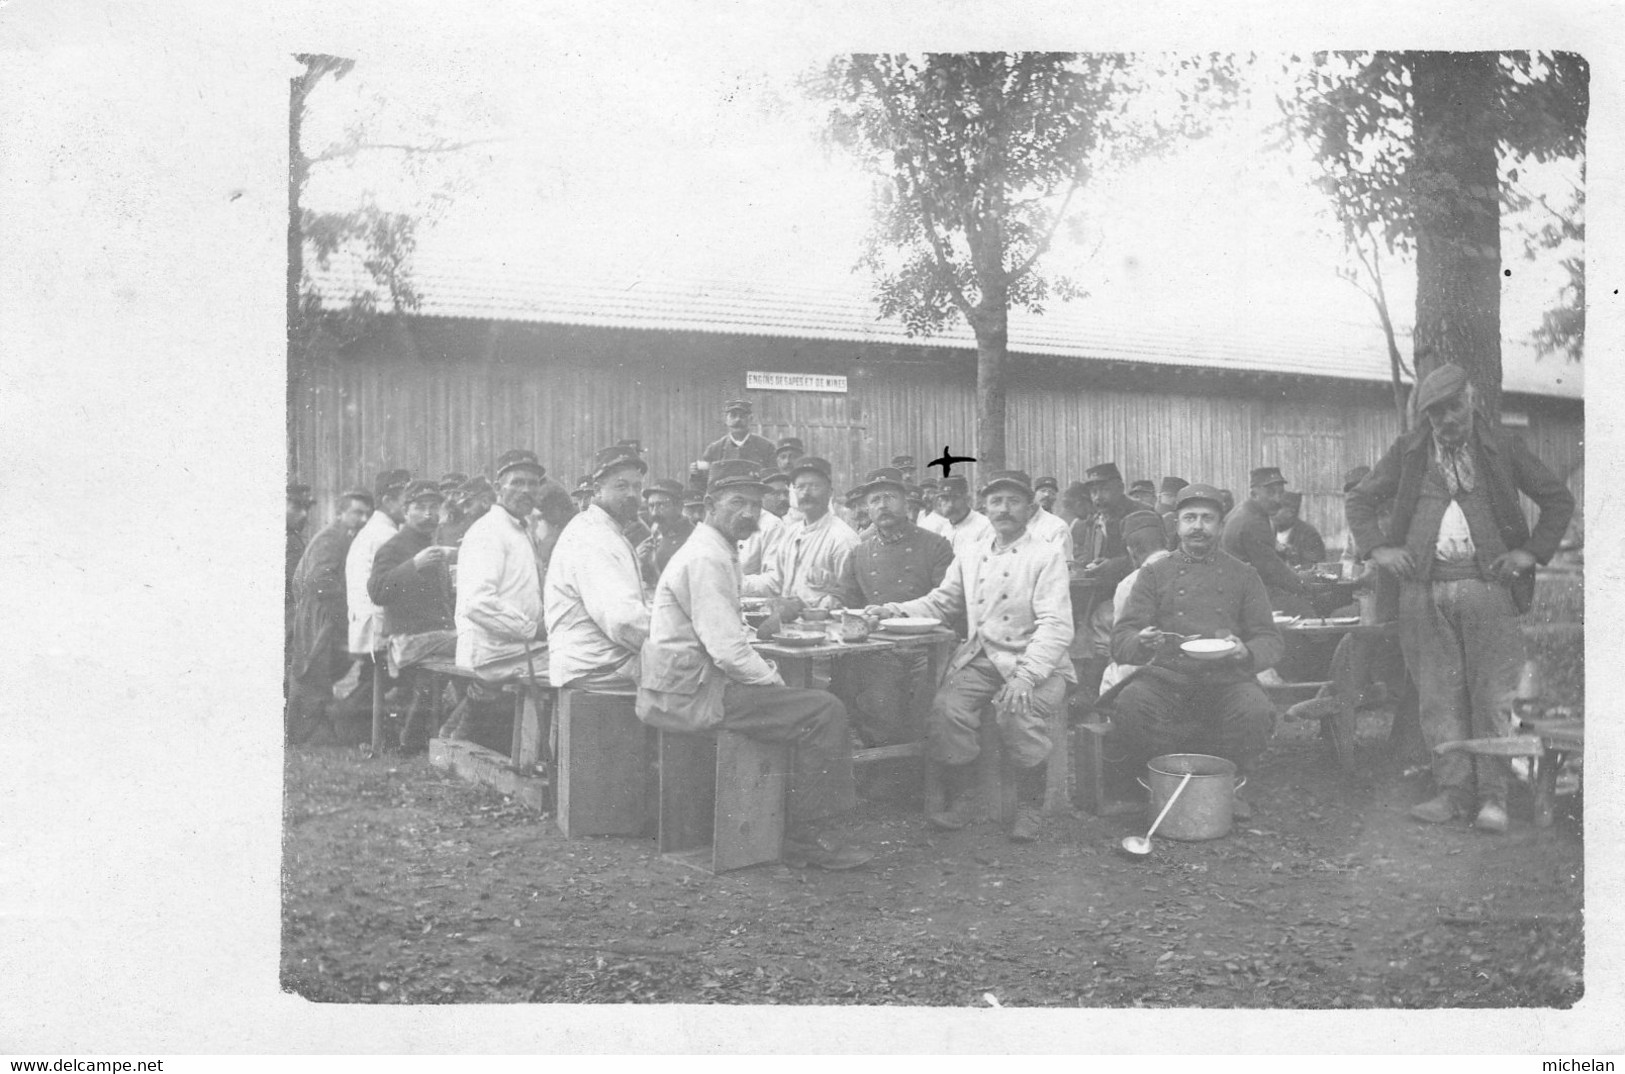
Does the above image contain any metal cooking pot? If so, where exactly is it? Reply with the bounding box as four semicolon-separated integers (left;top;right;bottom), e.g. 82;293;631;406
1138;753;1246;841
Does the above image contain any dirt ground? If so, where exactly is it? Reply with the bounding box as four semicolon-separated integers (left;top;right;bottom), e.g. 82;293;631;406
281;678;1583;1008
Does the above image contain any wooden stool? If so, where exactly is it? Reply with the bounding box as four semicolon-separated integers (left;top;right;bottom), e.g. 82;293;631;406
970;703;1071;822
658;729;790;874
1071;721;1111;815
555;687;654;839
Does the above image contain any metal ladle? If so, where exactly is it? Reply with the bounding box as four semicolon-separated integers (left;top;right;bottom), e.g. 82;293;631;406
1118;771;1193;859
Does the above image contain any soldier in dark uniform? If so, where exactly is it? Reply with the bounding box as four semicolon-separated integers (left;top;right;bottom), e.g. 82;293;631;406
287;489;374;743
702;399;778;471
1158;476;1189;549
637;478;695;585
435;476;493;548
369;480;458;752
1127;479;1158;510
1110;483;1283;819
1272;490;1327;569
1221;466;1313;615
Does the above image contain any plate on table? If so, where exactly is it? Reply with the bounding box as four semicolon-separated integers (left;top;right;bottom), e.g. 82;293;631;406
771;630;828;647
1180;638;1238;661
878;617;942;635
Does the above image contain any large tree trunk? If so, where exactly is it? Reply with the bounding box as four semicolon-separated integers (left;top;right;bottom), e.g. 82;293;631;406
973;312;1009;473
1411;51;1504;418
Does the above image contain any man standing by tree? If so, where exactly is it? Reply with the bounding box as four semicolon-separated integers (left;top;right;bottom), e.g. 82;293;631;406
1347;365;1572;833
287;489;373;743
368;480;457;752
545;444;651;692
1222;467;1313;616
702;399;777;472
868;470;1074;841
638;459;872;870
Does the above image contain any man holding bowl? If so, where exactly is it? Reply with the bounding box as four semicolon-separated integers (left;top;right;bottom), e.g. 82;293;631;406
1108;482;1283;819
865;469;1074;842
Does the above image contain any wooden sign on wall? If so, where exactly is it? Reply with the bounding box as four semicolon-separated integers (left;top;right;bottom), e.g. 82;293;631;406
746;371;848;393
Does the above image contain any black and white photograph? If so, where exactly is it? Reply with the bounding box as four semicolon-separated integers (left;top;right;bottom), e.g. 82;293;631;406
2;0;1619;1058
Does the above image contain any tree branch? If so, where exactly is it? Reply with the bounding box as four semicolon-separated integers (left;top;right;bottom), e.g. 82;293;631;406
1008;174;1081;284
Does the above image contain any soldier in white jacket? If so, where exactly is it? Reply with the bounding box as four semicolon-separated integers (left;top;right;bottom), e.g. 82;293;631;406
544;444;651;691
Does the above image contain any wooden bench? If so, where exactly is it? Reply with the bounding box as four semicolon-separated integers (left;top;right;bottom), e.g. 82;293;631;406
657;729;790;874
424;659;556;814
555;686;655;839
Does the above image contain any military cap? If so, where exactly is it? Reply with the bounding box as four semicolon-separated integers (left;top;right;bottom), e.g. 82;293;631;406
1034;476;1060;492
458;475;493;498
684;491;706;509
979;469;1034;499
592;443;648;479
438;472;469;492
1415;363;1470;413
763;470;791;488
890;454;917;469
1082;462;1123;487
707;457;770;493
918;476;940;492
1342;465;1372;493
1160;476;1189;495
494;449;545;480
615;439;644;456
1121;509;1166;541
776;436;805;454
374;468;412;501
1175;483;1226;512
938;476;970;497
723;399;753;414
1250;466;1288;489
787;456;834;482
904;484;924;503
287;483;315;507
571;477;595;498
1127;479;1157;497
340;487;374;508
1281;491;1304;510
643;478;686;502
857;467;908;497
401;479;445;505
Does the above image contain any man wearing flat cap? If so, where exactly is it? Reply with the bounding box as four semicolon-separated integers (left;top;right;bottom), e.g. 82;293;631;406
702;399;778;472
1347;364;1573;833
835;468;954;756
1222;466;1313;616
287;488;373;743
743;456;859;609
1271;490;1326;570
1110;483;1283;818
868;470;1074;841
544;444;652;692
638;459;873;870
932;475;994;559
636;477;695;586
453;450;549;685
368;480;458;752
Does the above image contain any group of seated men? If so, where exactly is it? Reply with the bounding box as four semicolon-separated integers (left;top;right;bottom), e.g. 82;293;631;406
286;365;1575;865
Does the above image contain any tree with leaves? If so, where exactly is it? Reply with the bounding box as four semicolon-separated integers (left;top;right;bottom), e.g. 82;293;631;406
1283;51;1587;420
810;53;1236;469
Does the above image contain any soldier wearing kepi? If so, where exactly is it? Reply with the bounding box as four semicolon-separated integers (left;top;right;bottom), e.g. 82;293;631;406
1347;364;1573;833
702;399;778;472
775;437;806;477
933;474;994;560
1127;479;1158;510
636;478;694;585
1026;476;1075;560
1109;483;1283;819
638;458;873;870
834;468;954;758
868;470;1074;842
544;443;651;692
437;476;493;548
1222;466;1313;616
1272;491;1327;569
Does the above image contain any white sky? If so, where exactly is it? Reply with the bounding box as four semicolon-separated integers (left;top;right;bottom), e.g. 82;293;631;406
301;48;1583;373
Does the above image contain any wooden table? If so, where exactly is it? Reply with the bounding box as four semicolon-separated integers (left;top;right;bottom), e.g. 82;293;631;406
1275;618;1401;769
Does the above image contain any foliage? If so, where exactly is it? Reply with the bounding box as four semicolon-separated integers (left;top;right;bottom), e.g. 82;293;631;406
1280;51;1588;365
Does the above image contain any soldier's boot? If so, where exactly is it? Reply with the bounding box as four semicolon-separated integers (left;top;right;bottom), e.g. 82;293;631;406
928;762;975;831
1010;762;1046;842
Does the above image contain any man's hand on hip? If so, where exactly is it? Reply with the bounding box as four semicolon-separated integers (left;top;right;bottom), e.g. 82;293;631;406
1369;546;1416;579
1490;548;1537;583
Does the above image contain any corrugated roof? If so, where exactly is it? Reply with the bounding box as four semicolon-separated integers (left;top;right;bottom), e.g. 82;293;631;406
312;256;1582;400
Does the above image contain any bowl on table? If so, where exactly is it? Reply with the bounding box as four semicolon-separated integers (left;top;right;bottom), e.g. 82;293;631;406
1180;637;1239;661
878;617;942;635
797;608;831;623
771;629;828;647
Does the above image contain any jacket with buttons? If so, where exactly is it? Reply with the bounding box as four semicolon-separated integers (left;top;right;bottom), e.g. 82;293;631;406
838;520;954;607
892;528;1075;687
1111;547;1283;681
